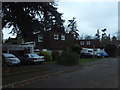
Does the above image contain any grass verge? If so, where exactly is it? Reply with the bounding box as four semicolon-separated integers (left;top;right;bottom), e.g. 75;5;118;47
2;61;56;78
42;61;57;64
2;66;48;77
79;58;101;64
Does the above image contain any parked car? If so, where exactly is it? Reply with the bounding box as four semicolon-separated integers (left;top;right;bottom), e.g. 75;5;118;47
81;52;94;58
2;53;21;66
95;51;108;58
19;53;45;64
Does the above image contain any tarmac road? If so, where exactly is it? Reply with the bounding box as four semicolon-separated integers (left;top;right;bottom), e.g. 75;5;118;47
22;58;118;88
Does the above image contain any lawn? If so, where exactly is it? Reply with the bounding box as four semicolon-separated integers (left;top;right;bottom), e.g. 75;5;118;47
2;61;57;77
79;58;101;64
2;65;48;77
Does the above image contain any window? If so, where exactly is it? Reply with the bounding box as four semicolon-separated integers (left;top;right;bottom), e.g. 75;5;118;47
80;41;84;45
54;34;59;40
38;35;43;42
61;35;65;40
86;41;91;45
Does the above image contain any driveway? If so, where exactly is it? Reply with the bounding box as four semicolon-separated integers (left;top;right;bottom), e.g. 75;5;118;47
21;58;118;88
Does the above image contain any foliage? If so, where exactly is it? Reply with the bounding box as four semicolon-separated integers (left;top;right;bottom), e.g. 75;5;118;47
112;36;117;41
66;17;79;40
101;28;107;32
99;45;105;49
39;51;52;61
84;34;93;40
79;34;93;40
100;29;111;47
52;50;61;61
95;29;100;40
117;46;120;56
72;44;82;54
57;51;80;66
105;44;117;57
2;2;65;40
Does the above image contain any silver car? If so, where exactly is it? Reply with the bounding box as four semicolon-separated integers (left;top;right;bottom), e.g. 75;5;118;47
20;53;45;64
2;53;21;66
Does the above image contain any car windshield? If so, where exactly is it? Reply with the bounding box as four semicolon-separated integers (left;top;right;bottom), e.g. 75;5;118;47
3;54;16;58
97;51;107;54
30;54;39;57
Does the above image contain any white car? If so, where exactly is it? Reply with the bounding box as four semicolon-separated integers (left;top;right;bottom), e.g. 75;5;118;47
20;53;45;64
2;53;21;66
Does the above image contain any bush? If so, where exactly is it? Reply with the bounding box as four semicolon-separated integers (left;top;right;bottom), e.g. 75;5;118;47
52;50;60;61
105;44;117;57
57;51;80;66
39;51;52;61
72;44;82;54
117;46;120;56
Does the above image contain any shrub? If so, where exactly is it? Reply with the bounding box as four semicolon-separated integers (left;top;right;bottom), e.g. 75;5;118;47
72;44;82;54
105;44;117;57
117;46;120;56
39;51;52;61
57;51;80;66
52;50;60;61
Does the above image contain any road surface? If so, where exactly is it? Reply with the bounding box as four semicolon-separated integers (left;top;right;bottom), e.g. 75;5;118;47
21;58;118;88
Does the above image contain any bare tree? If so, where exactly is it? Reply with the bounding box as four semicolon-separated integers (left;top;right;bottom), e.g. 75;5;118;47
84;34;93;40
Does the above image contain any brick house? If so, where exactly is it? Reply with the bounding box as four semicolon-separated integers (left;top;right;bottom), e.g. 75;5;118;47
34;31;74;50
76;39;100;49
3;31;75;51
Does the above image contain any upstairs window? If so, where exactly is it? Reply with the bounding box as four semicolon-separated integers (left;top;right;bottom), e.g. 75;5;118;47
54;34;59;40
38;35;43;42
61;35;65;40
86;41;91;45
80;41;84;45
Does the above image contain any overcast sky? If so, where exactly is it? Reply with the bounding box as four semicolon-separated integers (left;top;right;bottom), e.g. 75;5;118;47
57;1;118;37
3;1;118;39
